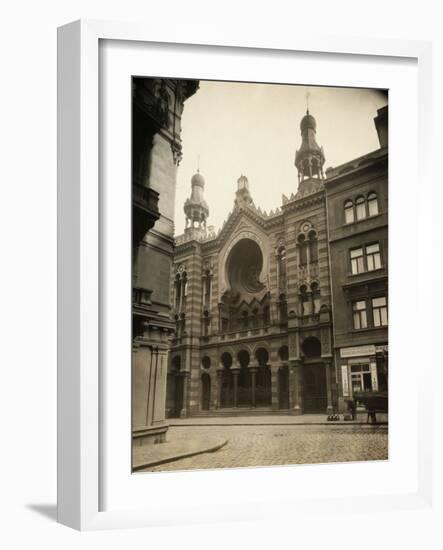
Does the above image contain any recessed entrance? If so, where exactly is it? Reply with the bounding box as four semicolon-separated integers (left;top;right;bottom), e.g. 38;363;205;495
201;373;211;410
303;364;327;413
167;355;184;418
237;350;251;406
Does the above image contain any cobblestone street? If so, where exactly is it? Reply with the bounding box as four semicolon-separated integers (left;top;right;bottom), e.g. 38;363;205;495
141;423;388;472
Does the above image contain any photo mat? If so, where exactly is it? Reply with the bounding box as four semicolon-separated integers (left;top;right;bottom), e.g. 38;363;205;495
131;77;388;473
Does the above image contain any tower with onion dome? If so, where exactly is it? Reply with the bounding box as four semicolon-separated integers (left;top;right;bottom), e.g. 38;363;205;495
183;170;210;241
295;109;325;184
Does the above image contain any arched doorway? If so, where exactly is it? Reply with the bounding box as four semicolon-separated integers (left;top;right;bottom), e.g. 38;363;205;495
278;345;289;409
301;336;326;413
166;355;184;418
255;347;271;406
237;350;251;406
201;373;211;411
220;352;233;408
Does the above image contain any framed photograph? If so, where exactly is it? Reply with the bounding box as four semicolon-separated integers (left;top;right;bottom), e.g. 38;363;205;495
58;19;433;531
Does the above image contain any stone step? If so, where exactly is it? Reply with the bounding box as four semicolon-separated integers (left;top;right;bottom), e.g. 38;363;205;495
191;407;290;417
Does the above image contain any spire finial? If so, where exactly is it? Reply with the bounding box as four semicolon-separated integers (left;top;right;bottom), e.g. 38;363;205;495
306;90;310;114
197;154;200;173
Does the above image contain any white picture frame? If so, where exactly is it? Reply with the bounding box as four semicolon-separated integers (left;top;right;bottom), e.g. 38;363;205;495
57;19;435;531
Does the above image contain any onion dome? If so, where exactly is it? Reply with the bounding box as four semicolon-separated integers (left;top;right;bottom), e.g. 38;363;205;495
295;109;325;182
183;170;210;240
300;110;317;132
191;171;205;188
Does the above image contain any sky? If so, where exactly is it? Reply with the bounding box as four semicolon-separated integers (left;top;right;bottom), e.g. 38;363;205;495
174;80;388;236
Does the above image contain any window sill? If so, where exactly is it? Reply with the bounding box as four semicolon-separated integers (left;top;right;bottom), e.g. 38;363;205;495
343;212;382;227
348;267;385;277
351;326;388;333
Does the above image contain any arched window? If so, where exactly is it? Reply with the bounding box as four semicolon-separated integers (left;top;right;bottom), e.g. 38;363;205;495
201;356;211;369
300;285;311;316
174;274;181;310
279;293;288;322
241;310;248;329
308;230;318;263
311;282;321;313
252;308;259;328
203;269;211;307
263;305;270;325
355;196;366;220
298;235;307;266
277;246;286;289
300;285;312;315
344;199;354;224
368;192;379;216
203;310;210;336
182;273;188;309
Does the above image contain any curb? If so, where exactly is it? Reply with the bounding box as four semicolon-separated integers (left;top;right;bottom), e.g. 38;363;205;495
133;439;228;471
169;422;388;427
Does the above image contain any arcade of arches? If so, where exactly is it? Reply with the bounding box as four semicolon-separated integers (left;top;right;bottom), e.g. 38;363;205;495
167;338;333;417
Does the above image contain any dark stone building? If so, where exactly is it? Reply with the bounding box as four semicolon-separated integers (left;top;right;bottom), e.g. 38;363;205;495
166;105;388;419
132;77;199;450
326;106;388;412
167;109;336;418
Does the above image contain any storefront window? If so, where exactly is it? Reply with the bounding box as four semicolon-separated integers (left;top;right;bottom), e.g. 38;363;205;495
350;364;373;393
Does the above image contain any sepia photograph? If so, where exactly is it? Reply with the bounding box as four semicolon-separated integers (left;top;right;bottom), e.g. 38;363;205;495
131;78;388;473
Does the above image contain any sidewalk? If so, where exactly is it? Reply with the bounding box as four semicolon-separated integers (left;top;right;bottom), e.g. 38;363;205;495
169;412;388;426
133;433;228;471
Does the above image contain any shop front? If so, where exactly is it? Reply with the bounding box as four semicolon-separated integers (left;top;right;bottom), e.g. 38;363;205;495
337;344;388;412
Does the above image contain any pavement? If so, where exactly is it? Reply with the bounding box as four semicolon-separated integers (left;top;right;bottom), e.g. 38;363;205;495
136;414;388;473
133;433;228;471
169;412;388;426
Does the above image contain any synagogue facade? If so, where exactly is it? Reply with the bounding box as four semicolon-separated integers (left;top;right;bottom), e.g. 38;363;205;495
167;105;388;419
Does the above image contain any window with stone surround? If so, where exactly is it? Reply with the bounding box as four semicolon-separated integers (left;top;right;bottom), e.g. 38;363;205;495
366;243;382;271
350;247;365;274
368;192;379;216
352;300;368;329
355;195;366;220
350;242;382;274
344;199;354;224
372;296;388;327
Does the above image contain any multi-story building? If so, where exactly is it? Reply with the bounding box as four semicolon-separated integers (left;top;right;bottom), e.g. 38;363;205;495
167;109;337;417
326;106;388;413
132;77;199;449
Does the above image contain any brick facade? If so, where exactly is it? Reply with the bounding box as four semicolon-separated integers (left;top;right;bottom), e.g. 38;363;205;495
167;105;388;419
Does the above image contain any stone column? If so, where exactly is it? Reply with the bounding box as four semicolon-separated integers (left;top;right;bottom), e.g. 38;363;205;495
249;365;258;407
232;368;240;408
216;367;224;409
271;366;279;410
325;361;334;414
289;360;303;415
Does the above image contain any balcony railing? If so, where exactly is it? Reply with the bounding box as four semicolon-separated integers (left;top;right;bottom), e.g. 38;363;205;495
219;326;270;342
